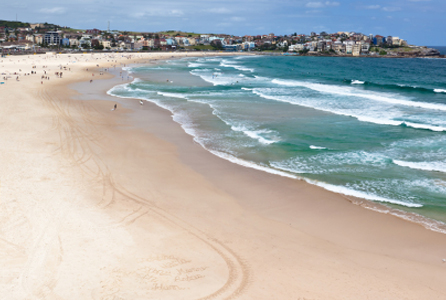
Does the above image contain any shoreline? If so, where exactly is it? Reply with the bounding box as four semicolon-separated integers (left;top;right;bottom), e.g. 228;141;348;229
1;52;446;299
105;55;446;236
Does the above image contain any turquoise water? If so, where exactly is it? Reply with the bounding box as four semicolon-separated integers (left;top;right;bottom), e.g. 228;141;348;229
109;55;446;232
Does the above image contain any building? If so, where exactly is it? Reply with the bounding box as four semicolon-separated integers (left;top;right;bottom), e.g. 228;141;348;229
86;29;102;35
352;43;361;56
44;31;62;46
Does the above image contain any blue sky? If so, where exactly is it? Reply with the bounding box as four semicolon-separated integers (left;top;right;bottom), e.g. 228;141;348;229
1;0;444;45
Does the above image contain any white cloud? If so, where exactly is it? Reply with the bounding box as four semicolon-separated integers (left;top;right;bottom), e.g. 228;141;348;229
170;9;184;16
325;1;340;6
366;5;381;9
206;8;232;14
306;1;338;8
39;7;66;14
382;7;401;12
231;17;245;22
306;10;322;14
306;2;324;8
134;9;184;18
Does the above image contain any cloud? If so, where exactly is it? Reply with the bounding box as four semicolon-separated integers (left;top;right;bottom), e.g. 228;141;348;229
231;17;245;22
382;7;401;12
306;1;339;8
134;9;184;18
39;7;66;14
306;2;324;8
306;10;322;14
365;5;381;9
205;8;232;14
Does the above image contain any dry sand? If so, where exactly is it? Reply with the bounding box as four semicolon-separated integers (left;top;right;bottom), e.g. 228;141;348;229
1;52;446;300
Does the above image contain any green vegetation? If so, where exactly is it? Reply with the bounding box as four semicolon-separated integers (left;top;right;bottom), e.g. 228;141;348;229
157;30;202;37
0;20;30;28
379;50;387;55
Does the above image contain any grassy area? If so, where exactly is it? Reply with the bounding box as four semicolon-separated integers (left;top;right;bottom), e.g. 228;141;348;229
157;30;202;37
387;46;416;53
0;20;30;28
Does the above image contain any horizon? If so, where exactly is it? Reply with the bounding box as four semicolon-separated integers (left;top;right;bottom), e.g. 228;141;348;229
1;0;445;45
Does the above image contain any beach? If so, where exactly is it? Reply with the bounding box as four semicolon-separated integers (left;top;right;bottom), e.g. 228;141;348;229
1;52;446;299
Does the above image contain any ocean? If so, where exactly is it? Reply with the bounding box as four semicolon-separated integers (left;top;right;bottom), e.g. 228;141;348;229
109;55;446;233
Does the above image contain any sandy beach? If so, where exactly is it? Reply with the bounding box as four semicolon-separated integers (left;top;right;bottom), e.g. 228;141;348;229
1;52;446;300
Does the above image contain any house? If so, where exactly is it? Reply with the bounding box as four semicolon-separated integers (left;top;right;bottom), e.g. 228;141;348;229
373;35;385;46
69;38;79;47
352;43;361;56
86;29;102;35
102;40;111;49
345;43;353;55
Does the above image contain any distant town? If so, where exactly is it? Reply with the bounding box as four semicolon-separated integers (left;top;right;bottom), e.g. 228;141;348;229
0;20;441;57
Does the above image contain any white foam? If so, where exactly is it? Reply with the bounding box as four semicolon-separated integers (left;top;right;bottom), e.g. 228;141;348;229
393;160;446;173
231;126;277;145
310;145;327;150
210;153;423;208
220;60;255;72
145;67;171;70
253;89;446;132
157;92;188;99
304;180;423;208
351;80;364;84
209;150;297;179
188;62;205;68
190;69;237;86
272;79;446;112
434;89;446;93
241;87;253;91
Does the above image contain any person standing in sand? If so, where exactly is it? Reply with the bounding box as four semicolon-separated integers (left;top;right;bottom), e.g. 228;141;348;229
112;104;117;111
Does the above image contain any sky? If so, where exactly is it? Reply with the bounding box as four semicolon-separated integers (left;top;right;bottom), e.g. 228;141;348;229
1;0;445;45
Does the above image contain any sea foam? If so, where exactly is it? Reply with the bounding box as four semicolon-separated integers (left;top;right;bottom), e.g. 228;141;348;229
393;160;446;173
272;79;446;112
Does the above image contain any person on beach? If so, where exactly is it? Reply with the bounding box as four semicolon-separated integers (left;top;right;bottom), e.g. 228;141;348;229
139;100;144;105
112;104;117;111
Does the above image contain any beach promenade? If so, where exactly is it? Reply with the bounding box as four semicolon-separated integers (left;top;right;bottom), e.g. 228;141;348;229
1;52;446;300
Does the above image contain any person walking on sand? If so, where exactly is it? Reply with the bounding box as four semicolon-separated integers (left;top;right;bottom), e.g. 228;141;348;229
112;104;117;111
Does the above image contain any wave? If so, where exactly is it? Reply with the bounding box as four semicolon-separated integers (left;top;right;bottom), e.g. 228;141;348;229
188;62;205;68
310;145;327;150
231;126;278;145
350;80;443;94
241;87;253;91
209;150;297;179
189;69;242;86
270;162;422;207
272;79;446;112
351;80;364;85
157;92;188;99
393;160;446;173
220;60;255;72
434;89;446;93
252;89;446;132
306;180;423;208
